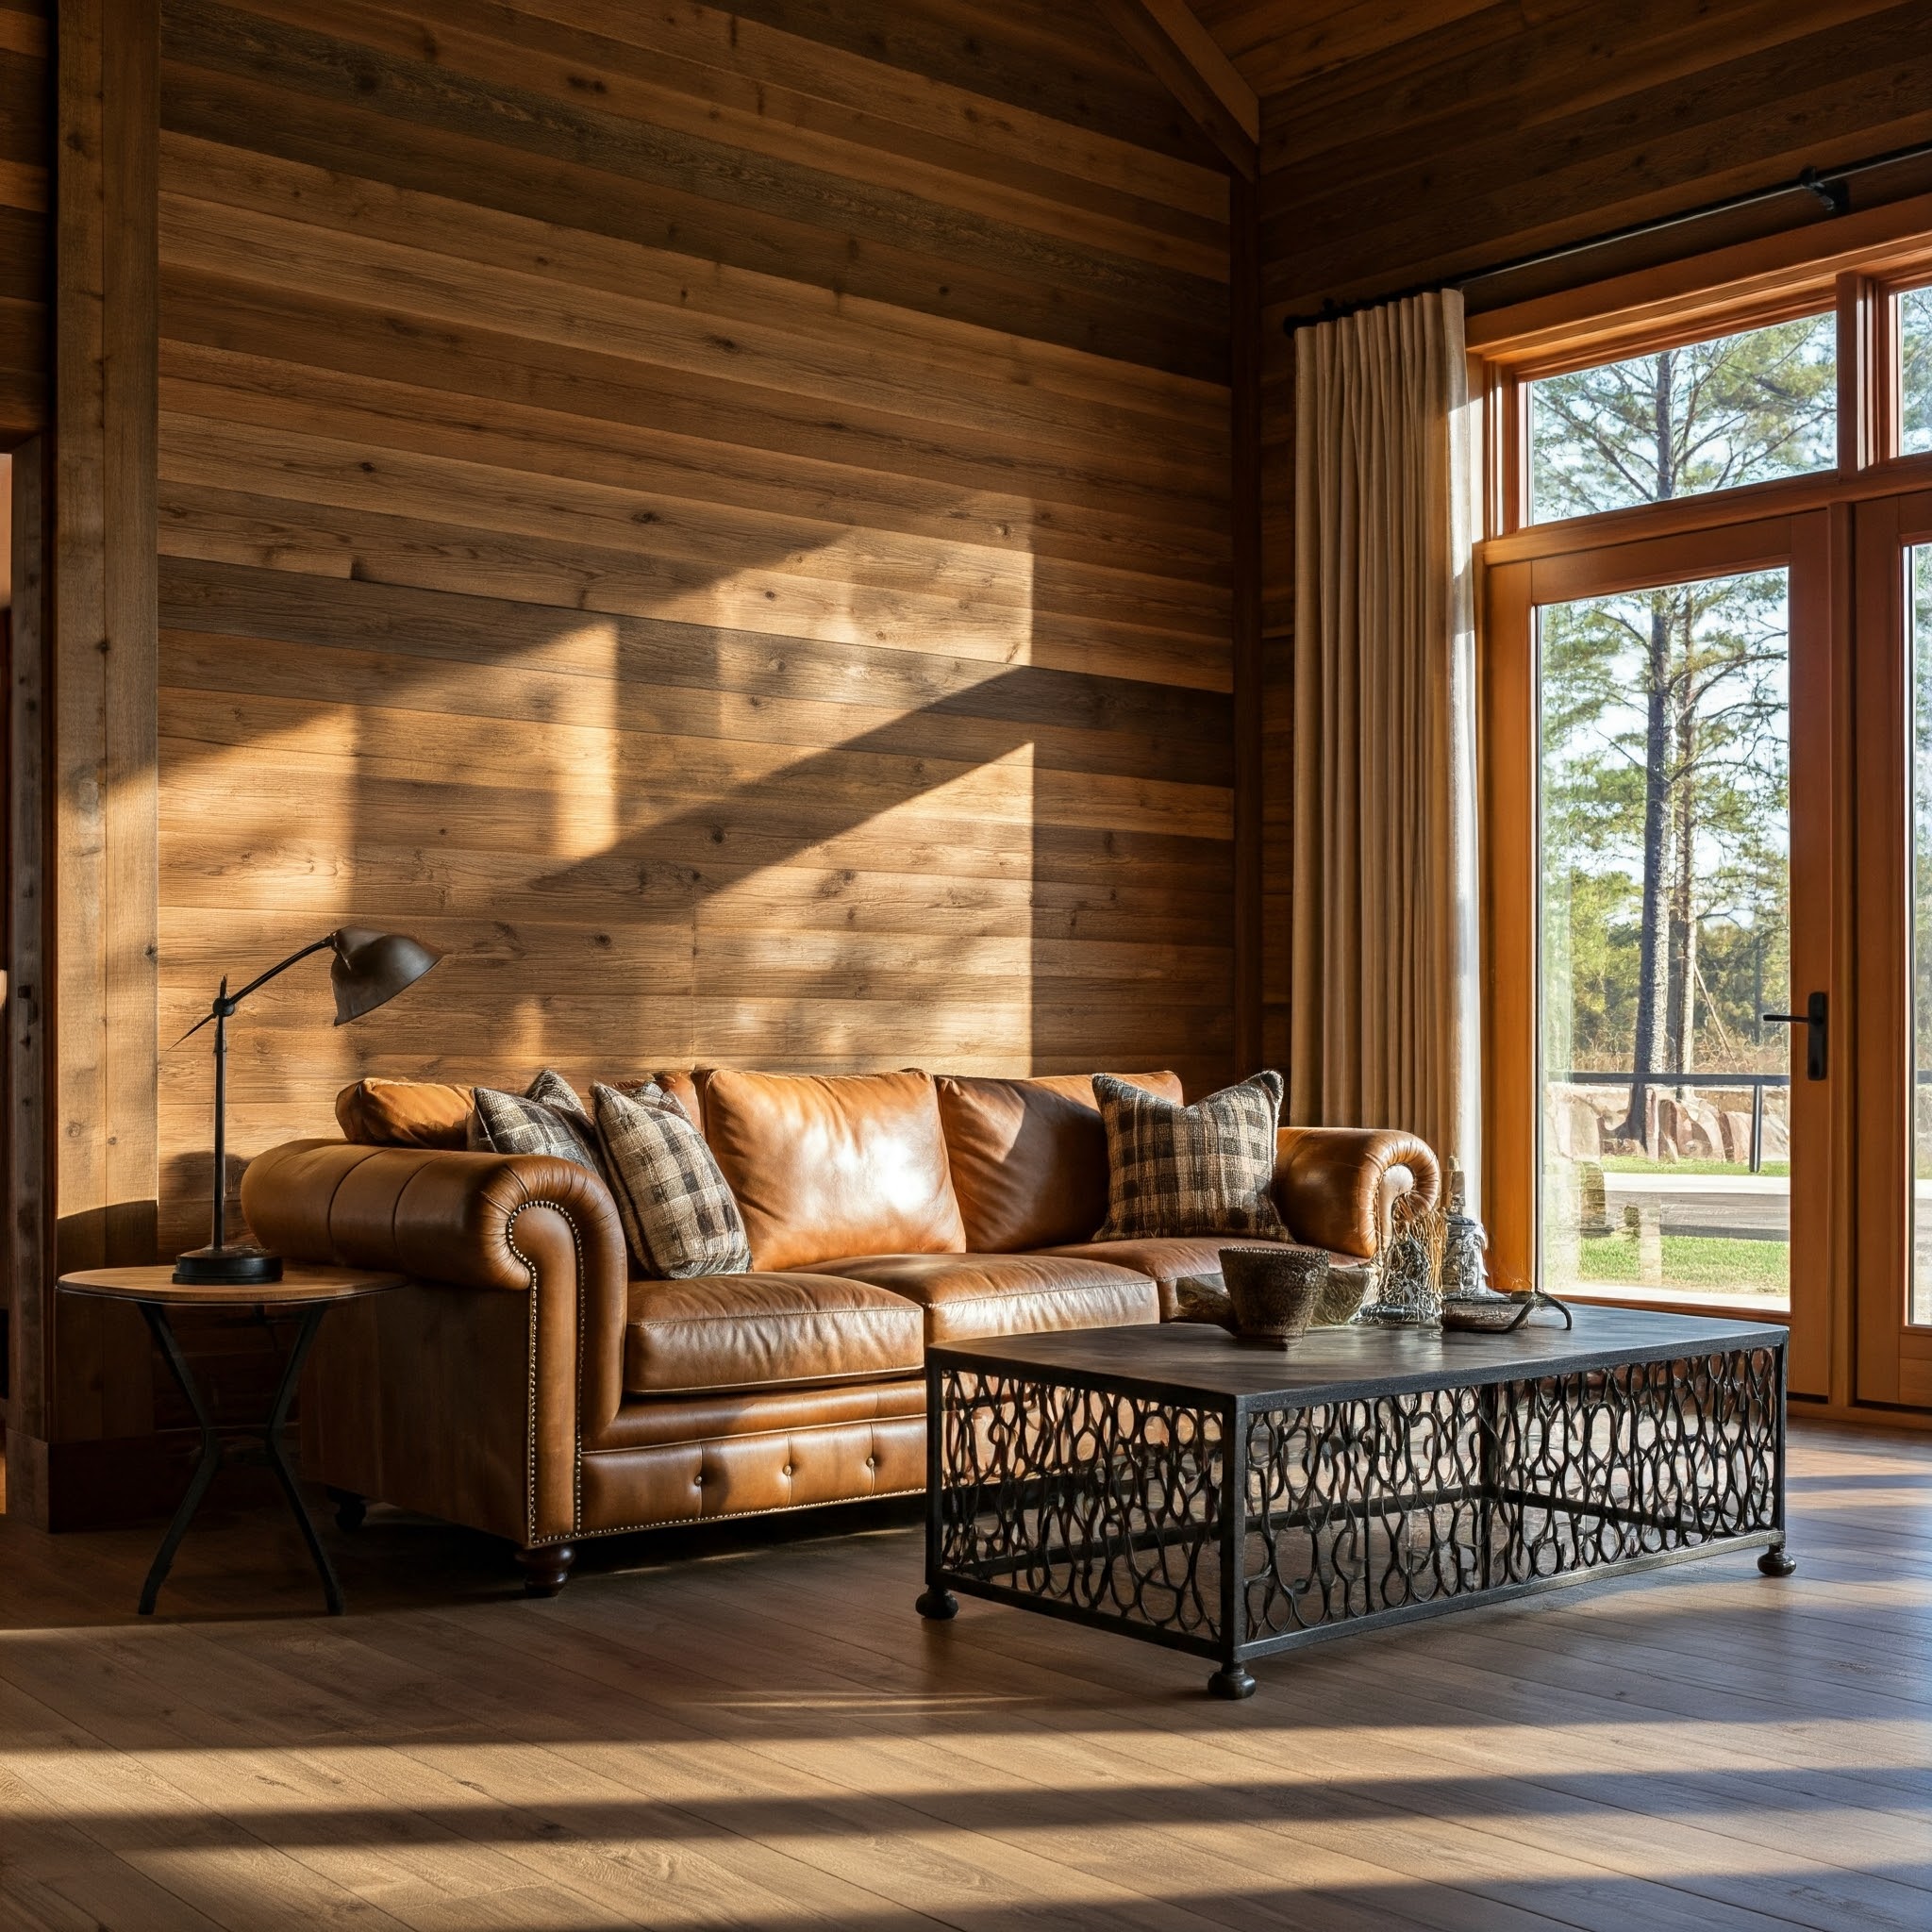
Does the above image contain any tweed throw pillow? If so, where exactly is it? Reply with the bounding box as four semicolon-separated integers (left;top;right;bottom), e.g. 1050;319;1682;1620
1092;1071;1288;1241
592;1080;752;1278
467;1068;604;1176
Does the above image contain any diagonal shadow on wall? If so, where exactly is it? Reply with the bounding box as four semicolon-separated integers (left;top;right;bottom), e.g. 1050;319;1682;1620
158;557;1234;1261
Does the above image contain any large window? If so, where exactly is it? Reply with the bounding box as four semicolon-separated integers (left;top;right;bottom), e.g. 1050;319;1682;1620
1477;227;1932;1407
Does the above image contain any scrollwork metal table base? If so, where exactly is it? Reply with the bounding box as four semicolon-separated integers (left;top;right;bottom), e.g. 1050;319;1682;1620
919;1310;1791;1698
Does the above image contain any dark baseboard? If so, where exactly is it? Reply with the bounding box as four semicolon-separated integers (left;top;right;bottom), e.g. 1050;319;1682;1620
4;1425;282;1531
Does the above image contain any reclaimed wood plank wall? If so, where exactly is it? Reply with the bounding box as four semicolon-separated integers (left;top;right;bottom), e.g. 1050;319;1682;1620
1218;0;1932;1069
0;0;48;442
154;0;1236;1257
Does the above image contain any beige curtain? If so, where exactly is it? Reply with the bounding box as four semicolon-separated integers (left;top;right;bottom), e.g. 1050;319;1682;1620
1290;291;1481;1197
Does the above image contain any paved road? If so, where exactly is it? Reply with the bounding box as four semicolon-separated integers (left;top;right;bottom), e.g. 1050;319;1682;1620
1600;1173;1789;1241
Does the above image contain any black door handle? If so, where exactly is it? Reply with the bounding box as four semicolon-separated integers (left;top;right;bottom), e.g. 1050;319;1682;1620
1761;991;1826;1081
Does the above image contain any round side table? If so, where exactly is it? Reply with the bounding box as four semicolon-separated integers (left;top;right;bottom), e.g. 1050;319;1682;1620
58;1265;404;1617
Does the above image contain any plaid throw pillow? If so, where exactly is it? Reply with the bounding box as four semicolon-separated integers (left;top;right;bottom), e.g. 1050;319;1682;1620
468;1068;604;1177
1092;1071;1288;1241
592;1080;752;1279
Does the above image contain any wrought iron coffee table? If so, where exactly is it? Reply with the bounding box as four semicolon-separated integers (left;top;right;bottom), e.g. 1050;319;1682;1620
917;1308;1791;1698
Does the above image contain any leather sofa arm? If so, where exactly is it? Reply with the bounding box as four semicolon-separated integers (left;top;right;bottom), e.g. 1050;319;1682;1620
241;1138;624;1295
1272;1127;1441;1259
241;1140;633;1515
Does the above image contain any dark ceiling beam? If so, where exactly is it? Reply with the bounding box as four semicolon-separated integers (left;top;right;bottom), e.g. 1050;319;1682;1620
1097;0;1259;180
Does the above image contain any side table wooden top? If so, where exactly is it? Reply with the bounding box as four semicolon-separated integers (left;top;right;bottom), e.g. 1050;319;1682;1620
58;1264;406;1307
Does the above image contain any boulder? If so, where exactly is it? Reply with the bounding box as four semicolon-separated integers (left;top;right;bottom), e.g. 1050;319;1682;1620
1657;1093;1722;1158
1547;1091;1603;1161
1718;1108;1756;1163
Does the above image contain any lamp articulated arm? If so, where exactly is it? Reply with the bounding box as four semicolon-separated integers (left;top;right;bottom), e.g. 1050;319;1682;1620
175;926;443;1286
176;936;337;1050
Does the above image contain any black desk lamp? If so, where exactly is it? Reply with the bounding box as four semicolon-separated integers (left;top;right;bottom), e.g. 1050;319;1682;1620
175;926;442;1285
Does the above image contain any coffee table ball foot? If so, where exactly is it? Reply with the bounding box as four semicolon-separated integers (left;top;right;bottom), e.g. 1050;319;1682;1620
1757;1542;1796;1577
1208;1663;1257;1700
916;1586;958;1621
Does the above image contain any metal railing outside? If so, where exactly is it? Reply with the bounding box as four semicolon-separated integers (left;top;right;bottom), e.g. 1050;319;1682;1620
1548;1071;1790;1174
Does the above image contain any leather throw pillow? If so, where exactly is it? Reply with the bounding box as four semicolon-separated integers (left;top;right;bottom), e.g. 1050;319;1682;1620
592;1080;752;1279
468;1068;604;1177
335;1075;475;1148
1092;1070;1288;1241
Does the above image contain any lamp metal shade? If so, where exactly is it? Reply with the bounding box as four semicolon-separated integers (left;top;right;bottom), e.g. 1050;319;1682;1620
330;926;443;1024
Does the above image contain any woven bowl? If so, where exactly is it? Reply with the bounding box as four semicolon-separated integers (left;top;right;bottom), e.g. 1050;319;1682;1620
1220;1244;1329;1344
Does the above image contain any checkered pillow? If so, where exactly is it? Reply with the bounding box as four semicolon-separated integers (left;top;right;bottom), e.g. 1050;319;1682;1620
467;1068;604;1177
591;1080;752;1279
1092;1071;1288;1241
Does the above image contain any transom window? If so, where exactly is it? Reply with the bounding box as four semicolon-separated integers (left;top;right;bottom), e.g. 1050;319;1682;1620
1904;282;1932;458
1527;314;1837;525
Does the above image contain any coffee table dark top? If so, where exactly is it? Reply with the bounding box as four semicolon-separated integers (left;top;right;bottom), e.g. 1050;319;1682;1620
929;1307;1788;1409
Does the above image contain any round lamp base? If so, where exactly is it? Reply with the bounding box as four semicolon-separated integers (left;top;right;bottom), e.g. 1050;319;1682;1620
173;1245;285;1286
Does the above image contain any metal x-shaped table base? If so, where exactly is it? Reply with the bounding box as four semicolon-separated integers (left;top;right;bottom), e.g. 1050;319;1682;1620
137;1303;344;1617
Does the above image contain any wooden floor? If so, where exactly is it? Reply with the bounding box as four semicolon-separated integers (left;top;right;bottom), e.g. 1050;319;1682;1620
1;1425;1928;1930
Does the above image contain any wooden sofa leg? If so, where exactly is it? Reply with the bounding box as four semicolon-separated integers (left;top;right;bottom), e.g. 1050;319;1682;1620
517;1542;576;1597
325;1488;367;1532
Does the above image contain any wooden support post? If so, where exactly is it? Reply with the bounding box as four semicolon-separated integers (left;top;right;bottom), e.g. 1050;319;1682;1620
19;0;161;1519
6;436;52;1486
1231;170;1262;1075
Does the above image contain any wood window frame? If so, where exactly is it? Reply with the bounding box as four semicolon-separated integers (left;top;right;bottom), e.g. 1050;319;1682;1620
1851;487;1932;1406
1470;200;1932;1412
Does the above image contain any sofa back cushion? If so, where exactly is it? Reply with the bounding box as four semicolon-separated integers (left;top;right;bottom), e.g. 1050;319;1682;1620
697;1068;966;1272
936;1071;1183;1251
335;1076;474;1149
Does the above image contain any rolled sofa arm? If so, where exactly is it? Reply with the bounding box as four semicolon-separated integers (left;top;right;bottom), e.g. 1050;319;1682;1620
1272;1127;1441;1259
241;1140;631;1544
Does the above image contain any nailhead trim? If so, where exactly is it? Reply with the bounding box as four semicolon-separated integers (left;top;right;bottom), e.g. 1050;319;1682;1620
504;1192;591;1546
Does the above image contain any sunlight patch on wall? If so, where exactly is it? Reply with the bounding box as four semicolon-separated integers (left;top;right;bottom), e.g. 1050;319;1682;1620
693;740;1038;1074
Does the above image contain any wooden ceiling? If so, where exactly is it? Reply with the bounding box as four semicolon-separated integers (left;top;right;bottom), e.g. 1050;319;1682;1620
1191;0;1491;98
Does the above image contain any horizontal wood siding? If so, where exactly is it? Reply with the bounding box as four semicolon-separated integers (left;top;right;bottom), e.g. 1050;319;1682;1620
0;0;49;441
156;0;1234;1255
1255;0;1932;315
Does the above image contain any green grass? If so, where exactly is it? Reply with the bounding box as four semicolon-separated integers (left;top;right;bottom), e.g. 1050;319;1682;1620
1595;1157;1789;1178
1573;1231;1789;1293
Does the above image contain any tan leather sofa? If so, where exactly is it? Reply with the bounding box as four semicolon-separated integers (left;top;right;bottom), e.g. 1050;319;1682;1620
241;1067;1438;1593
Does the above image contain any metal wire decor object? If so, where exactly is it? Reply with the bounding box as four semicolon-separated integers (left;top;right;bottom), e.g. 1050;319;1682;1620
919;1322;1791;1699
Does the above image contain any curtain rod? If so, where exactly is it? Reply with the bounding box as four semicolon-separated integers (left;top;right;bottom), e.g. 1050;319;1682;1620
1279;136;1932;337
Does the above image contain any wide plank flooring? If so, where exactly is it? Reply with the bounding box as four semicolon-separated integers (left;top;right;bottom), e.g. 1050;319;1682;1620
1;1424;1928;1929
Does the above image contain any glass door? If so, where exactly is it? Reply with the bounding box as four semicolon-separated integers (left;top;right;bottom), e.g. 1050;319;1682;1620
1485;513;1834;1393
1853;489;1932;1406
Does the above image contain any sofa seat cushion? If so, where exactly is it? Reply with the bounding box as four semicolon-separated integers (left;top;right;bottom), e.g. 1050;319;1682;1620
1041;1236;1344;1322
624;1273;924;1397
808;1252;1157;1345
